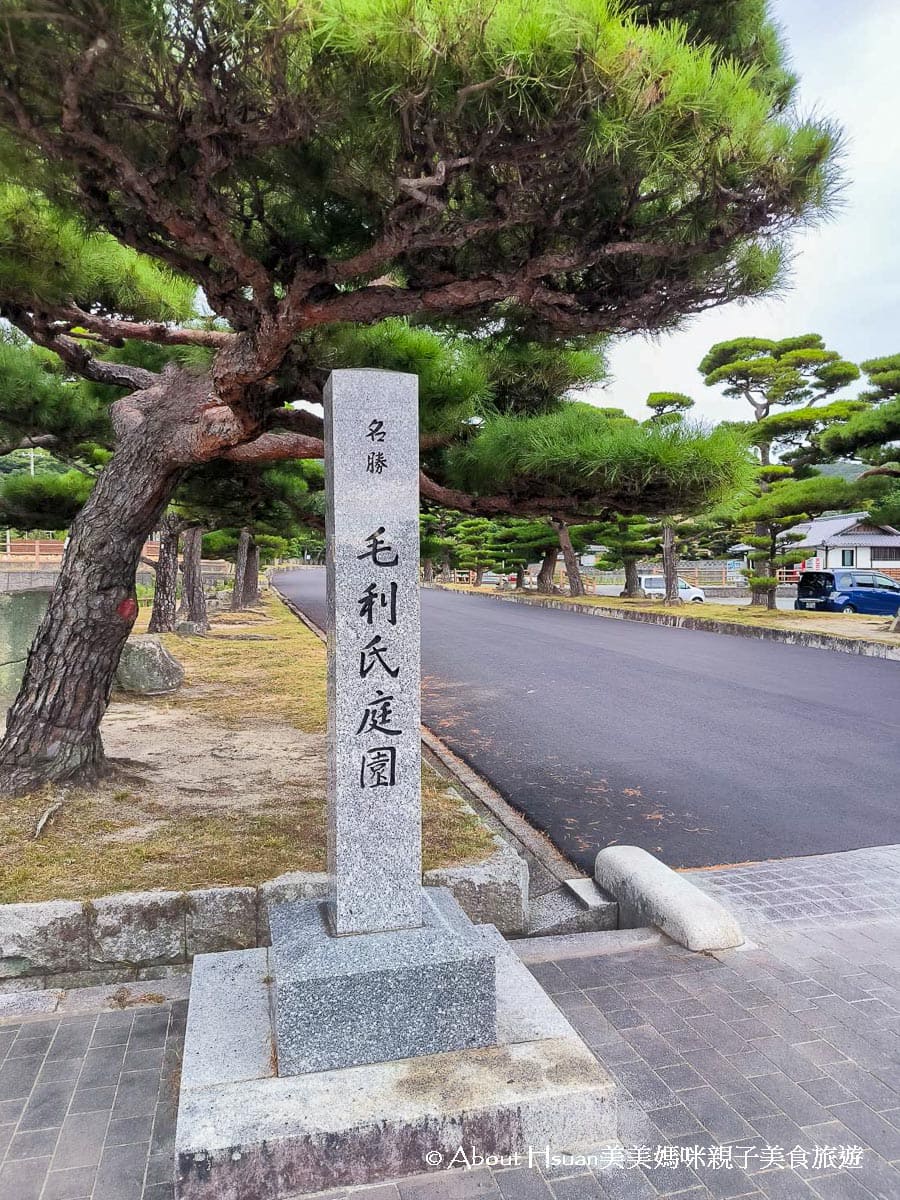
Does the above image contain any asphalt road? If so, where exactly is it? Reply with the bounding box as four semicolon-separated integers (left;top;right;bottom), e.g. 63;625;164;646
275;569;900;872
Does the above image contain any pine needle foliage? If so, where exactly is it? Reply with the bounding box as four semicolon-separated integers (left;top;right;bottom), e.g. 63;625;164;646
0;0;839;336
446;400;752;514
0;187;197;321
0;469;93;528
0;333;108;447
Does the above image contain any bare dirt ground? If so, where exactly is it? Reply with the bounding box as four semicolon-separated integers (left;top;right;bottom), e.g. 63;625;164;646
101;699;326;813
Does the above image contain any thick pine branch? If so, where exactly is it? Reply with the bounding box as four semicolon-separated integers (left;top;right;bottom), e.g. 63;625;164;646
52;308;235;351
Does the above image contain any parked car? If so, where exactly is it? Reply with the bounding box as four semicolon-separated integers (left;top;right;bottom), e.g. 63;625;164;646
795;569;900;615
638;574;705;603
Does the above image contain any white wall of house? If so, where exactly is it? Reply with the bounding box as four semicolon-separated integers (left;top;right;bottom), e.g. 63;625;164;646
798;545;900;573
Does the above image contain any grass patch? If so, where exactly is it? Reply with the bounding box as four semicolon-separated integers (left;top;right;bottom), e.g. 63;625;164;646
160;599;327;731
0;593;495;903
0;764;492;903
445;584;900;645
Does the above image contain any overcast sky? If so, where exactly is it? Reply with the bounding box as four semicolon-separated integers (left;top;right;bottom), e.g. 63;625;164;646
594;0;900;424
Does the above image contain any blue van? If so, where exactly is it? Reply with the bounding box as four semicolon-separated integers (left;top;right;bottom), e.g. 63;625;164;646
795;569;900;615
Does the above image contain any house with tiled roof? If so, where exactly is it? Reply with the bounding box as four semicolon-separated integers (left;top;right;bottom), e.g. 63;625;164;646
786;511;900;578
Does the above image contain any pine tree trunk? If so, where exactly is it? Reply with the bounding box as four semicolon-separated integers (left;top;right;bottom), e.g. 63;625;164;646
242;540;260;607
148;514;182;634
474;566;484;587
537;547;557;594
231;528;251;611
515;565;526;590
0;366;267;794
554;520;585;597
662;524;681;605
622;557;640;598
752;439;773;606
178;527;209;630
750;581;768;605
422;557;434;584
0;436;184;792
441;552;452;580
766;529;778;611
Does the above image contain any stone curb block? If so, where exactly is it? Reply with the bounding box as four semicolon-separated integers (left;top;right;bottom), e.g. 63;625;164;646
594;845;743;952
0;900;88;978
185;887;258;957
423;835;528;935
0;843;526;980
434;585;900;661
88;890;187;968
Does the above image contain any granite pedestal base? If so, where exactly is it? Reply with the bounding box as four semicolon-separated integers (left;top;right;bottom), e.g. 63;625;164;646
270;888;496;1074
174;924;617;1200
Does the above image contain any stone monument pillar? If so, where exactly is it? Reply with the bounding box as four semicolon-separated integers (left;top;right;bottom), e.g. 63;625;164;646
324;369;422;934
268;369;497;1075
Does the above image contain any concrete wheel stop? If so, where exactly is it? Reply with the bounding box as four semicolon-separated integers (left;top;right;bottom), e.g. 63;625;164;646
594;845;744;951
174;372;615;1198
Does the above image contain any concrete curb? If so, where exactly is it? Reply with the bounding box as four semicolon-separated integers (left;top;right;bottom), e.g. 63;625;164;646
594;845;743;952
433;585;900;661
0;844;527;985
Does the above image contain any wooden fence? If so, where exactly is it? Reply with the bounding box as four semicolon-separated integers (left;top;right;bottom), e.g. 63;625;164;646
0;538;161;567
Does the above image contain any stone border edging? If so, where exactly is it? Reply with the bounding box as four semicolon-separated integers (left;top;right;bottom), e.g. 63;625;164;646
0;842;527;984
432;585;900;661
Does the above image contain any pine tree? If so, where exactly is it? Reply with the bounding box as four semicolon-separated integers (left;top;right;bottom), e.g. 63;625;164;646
698;336;859;465
0;0;839;789
486;518;560;592
453;519;501;587
594;517;662;598
737;472;891;608
698;334;860;604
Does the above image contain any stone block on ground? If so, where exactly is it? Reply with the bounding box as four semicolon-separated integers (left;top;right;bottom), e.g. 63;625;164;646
88;890;186;967
424;838;528;935
594;844;743;951
257;873;328;943
116;634;185;694
175;621;207;637
526;880;617;938
185;888;257;956
0;900;89;978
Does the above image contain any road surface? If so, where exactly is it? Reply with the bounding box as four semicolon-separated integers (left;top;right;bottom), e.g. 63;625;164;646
276;569;900;872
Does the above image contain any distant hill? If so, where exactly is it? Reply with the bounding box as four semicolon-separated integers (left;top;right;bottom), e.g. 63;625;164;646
811;461;868;481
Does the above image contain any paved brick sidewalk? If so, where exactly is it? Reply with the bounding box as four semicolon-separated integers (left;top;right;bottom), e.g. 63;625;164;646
0;1002;185;1200
685;845;900;933
1;847;898;1200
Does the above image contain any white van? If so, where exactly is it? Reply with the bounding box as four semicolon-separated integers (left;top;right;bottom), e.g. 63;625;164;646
638;574;705;603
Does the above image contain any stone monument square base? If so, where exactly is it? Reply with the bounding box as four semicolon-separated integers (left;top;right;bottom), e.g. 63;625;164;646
174;907;617;1200
270;888;497;1074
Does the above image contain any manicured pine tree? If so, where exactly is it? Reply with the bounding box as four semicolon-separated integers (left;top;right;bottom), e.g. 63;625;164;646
818;355;900;478
737;472;891;609
593;517;662;598
698;336;860;465
645;392;696;602
486;518;560;592
698;335;860;603
0;0;840;789
453;519;501;587
419;510;454;585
